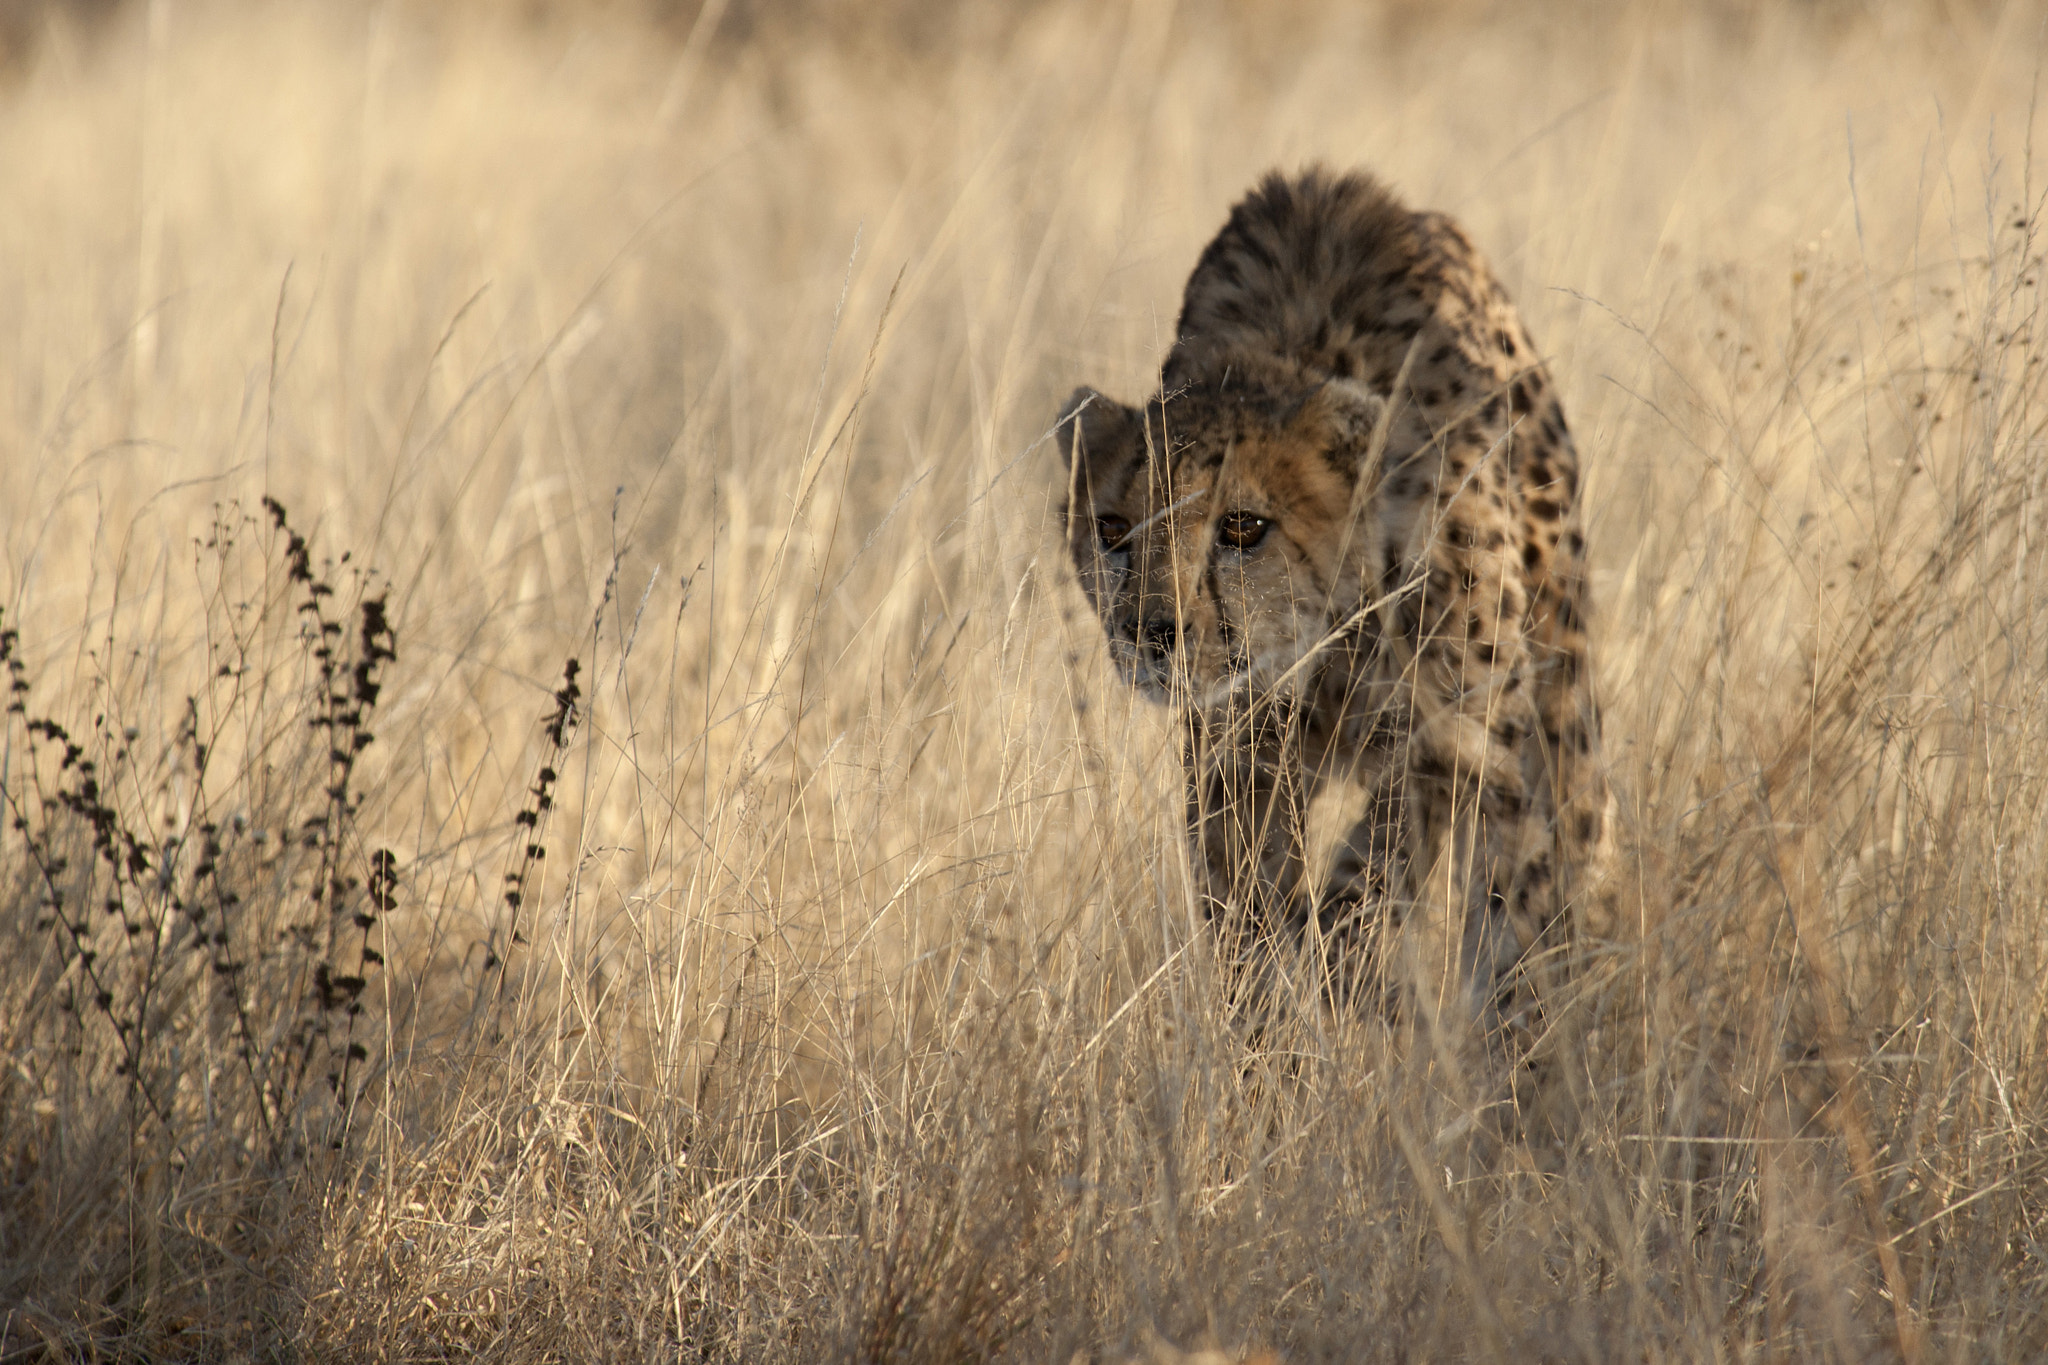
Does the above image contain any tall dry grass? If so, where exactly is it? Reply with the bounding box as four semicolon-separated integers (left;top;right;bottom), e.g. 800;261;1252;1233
2;0;2047;1359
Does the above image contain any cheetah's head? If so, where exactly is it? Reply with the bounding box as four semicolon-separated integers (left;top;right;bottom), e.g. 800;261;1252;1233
1056;372;1388;705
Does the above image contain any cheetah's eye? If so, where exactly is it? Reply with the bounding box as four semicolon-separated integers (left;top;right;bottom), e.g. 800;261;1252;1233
1094;514;1132;551
1217;510;1271;551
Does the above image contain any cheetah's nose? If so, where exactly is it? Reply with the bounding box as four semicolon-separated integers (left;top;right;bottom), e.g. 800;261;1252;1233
1139;617;1182;660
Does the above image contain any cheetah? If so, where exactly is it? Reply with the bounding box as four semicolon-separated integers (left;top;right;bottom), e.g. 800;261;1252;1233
1057;167;1609;1027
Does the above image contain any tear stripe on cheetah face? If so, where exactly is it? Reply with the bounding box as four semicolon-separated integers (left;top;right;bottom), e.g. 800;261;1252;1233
1055;166;1612;1022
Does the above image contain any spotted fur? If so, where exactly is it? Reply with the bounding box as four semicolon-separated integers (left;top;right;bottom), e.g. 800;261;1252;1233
1058;167;1609;1022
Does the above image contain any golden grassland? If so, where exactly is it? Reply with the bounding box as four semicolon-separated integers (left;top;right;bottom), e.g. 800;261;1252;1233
3;0;2047;1358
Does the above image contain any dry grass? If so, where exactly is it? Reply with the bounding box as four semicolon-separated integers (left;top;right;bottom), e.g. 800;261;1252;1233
3;0;2048;1359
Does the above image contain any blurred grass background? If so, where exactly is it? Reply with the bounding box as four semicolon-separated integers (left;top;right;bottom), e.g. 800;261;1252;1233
2;0;2046;1359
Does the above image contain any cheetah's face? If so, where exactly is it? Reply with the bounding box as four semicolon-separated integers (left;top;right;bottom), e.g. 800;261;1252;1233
1056;379;1386;705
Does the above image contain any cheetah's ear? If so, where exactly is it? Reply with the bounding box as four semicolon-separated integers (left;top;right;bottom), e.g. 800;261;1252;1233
1055;387;1142;475
1294;378;1389;467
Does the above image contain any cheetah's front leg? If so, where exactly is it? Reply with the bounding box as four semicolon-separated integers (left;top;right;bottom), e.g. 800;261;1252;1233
1181;707;1311;994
